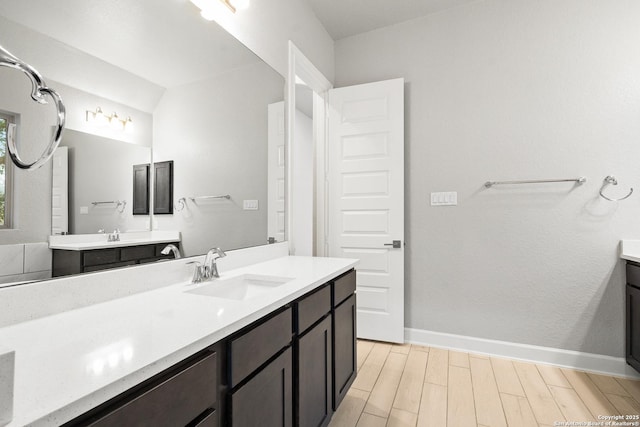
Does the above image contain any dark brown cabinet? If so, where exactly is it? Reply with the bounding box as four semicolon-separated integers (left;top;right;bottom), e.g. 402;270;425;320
154;161;174;214
230;348;293;427
64;268;358;427
64;346;222;427
294;284;333;427
627;263;640;372
132;164;150;215
52;242;180;277
332;271;357;409
297;315;333;427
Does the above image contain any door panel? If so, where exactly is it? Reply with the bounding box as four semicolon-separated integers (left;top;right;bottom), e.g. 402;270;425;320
328;78;404;343
51;146;68;235
268;101;286;244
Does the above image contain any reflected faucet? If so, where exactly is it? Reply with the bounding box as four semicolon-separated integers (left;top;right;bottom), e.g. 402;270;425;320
204;247;227;279
161;244;182;259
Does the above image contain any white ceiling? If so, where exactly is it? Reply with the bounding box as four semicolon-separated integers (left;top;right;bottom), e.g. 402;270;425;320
306;0;480;40
0;0;260;89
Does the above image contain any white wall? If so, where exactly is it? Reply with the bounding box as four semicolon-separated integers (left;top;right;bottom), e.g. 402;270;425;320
153;61;284;256
61;130;150;234
0;15;165;113
335;0;640;357
0;71;153;246
206;0;335;82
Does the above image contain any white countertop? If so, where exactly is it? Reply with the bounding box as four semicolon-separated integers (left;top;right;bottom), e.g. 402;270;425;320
48;230;180;251
0;255;357;426
620;240;640;263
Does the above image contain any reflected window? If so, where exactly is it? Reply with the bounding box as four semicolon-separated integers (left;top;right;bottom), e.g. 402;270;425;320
0;112;13;228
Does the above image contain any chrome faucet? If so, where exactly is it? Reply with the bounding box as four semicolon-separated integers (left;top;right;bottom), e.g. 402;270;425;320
187;247;227;284
204;247;227;279
107;229;120;242
161;244;181;259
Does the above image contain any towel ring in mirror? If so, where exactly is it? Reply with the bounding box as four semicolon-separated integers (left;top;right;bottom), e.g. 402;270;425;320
0;44;66;170
175;197;186;212
599;175;633;201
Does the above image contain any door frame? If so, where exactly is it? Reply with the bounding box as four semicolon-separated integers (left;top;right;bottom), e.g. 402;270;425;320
286;41;332;256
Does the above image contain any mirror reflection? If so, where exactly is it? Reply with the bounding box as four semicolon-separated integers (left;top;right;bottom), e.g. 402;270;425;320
0;1;285;285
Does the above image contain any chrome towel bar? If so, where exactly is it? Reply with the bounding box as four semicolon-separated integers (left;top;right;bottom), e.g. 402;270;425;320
484;177;586;188
188;195;231;202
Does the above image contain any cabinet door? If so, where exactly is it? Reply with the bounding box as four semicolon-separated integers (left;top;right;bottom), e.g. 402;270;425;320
627;284;640;372
333;293;357;410
132;163;150;215
154;160;174;214
297;315;332;427
230;347;292;427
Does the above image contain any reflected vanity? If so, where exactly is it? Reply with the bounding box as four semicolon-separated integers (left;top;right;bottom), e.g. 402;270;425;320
0;4;285;285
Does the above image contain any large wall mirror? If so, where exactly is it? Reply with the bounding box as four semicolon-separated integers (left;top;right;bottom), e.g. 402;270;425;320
0;0;285;285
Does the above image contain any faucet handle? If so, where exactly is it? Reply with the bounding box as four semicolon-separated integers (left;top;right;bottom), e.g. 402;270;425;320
187;261;204;283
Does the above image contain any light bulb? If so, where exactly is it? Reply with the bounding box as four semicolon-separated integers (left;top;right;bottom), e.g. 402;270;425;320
95;107;107;126
110;112;122;130
124;117;134;133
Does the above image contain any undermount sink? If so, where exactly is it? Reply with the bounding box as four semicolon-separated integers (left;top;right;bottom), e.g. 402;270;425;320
185;274;293;301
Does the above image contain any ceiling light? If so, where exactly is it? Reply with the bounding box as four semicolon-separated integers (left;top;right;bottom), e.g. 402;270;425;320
85;107;133;133
190;0;248;17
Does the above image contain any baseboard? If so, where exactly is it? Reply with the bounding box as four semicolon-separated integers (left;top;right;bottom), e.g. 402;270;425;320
405;327;640;379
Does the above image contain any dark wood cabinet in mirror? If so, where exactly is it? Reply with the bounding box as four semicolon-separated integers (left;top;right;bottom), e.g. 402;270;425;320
0;1;285;286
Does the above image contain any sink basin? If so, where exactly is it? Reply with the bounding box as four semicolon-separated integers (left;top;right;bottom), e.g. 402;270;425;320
185;274;293;301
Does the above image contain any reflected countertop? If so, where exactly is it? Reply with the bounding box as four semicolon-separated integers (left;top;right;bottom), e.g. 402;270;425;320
0;255;357;426
48;230;181;251
621;240;640;263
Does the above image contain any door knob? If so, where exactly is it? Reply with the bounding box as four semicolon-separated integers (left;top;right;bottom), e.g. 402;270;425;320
384;240;402;249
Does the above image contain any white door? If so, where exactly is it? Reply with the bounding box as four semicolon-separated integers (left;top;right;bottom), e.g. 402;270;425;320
267;101;286;244
51;146;68;235
328;78;405;343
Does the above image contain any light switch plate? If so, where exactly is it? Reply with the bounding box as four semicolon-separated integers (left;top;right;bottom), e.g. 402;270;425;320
243;200;259;210
80;206;89;215
431;192;458;206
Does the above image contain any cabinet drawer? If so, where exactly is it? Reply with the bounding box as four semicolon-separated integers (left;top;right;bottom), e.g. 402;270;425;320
296;285;331;334
333;270;356;307
88;351;217;427
121;245;155;261
229;307;292;387
628;263;640;288
84;261;136;273
83;249;119;266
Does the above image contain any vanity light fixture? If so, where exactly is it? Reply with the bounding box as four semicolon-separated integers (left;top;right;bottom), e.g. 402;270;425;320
190;0;249;19
85;107;133;132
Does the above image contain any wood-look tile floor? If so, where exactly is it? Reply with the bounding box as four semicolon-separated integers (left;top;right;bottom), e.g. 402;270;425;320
329;340;640;427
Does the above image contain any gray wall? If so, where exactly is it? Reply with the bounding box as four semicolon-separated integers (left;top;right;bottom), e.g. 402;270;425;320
0;74;153;246
335;0;640;357
153;61;284;256
61;130;151;234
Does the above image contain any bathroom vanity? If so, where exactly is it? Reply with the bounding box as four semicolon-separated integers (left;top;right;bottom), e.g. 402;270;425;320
49;232;182;277
0;248;357;426
621;241;640;373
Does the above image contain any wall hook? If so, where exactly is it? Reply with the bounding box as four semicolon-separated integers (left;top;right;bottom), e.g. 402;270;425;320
599;176;633;201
